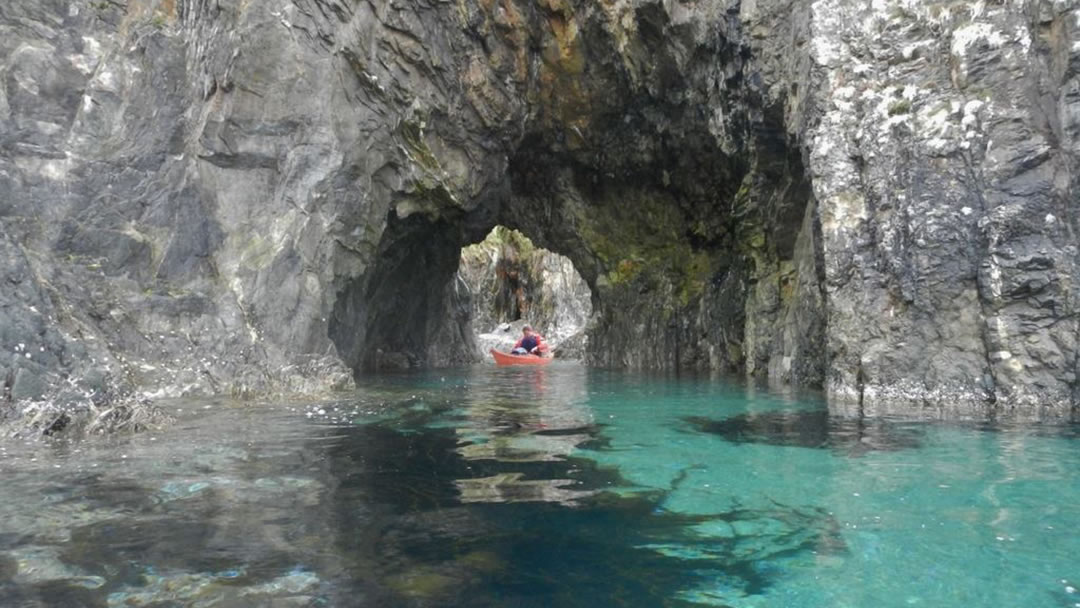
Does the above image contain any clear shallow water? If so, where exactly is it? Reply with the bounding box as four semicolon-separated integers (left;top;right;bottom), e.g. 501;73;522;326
1;364;1079;607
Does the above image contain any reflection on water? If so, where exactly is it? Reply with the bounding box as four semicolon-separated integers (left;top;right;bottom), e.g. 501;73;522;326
327;421;845;605
452;367;595;504
0;365;1079;607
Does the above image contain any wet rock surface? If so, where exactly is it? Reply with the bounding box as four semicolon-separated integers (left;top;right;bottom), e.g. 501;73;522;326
805;0;1080;419
0;0;1076;424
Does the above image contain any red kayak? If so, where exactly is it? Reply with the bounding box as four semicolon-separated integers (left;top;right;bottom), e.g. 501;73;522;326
490;348;553;366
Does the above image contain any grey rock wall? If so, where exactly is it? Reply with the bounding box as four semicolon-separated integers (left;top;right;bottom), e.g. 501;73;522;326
802;0;1079;418
0;0;1076;425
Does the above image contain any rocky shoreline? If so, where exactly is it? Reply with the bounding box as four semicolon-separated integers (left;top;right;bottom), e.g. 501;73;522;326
1;0;1077;431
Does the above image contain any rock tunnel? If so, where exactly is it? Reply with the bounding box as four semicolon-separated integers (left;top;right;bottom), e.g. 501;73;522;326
8;0;1071;416
322;0;824;384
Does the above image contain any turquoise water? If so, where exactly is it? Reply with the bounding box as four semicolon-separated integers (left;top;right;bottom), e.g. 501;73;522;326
1;363;1078;607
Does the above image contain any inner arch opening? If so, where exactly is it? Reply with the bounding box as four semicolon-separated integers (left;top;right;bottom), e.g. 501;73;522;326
327;205;597;374
458;226;594;360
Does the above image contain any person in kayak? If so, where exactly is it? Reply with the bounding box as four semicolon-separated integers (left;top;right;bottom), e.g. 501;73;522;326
511;325;546;356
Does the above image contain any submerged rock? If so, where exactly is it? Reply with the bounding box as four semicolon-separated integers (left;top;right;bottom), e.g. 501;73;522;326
685;411;923;456
104;568;322;608
1;397;174;439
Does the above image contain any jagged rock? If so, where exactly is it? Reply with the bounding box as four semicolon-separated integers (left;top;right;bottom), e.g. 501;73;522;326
0;0;1076;424
10;368;45;402
475;322;524;359
552;329;588;360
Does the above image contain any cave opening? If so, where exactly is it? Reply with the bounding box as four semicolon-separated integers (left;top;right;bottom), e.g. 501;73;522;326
327;202;599;374
459;225;594;360
326;120;821;380
323;16;823;381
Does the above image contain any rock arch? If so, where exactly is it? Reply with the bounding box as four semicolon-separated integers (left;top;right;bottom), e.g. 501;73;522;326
2;0;1075;419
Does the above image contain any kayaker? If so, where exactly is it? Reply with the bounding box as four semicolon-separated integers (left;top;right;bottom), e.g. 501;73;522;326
511;325;546;356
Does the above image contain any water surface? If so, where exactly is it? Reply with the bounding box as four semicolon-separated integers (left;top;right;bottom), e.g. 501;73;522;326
1;364;1078;607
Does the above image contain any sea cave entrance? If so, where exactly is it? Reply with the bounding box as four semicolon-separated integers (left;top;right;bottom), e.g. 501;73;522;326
327;210;597;373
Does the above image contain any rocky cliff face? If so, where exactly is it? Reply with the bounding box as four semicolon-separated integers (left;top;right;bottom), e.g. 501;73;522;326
805;0;1079;419
0;0;1076;422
